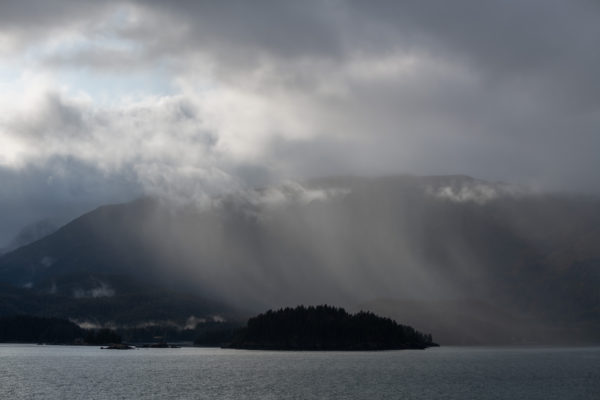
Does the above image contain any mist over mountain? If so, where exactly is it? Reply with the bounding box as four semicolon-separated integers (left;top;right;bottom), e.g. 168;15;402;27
0;175;598;344
0;219;59;255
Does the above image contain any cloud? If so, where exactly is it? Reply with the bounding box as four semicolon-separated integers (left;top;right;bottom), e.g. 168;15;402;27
0;0;114;55
426;179;526;205
73;281;115;298
0;0;599;242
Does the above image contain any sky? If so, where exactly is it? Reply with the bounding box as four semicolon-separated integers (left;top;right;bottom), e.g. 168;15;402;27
0;0;599;244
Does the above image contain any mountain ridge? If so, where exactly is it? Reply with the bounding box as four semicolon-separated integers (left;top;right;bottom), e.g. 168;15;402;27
1;175;598;344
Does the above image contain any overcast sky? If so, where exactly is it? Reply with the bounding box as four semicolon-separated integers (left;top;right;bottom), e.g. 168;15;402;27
1;0;599;243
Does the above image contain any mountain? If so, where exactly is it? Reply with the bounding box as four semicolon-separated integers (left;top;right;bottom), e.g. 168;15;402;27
0;199;240;326
0;219;59;255
0;175;598;344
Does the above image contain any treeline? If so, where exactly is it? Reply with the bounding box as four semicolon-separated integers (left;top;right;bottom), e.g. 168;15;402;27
228;305;438;350
0;315;121;345
123;321;240;344
0;314;241;345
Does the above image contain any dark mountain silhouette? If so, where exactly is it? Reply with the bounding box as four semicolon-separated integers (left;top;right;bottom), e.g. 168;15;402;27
0;175;598;344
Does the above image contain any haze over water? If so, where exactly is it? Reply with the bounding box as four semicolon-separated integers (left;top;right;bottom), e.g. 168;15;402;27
1;345;599;399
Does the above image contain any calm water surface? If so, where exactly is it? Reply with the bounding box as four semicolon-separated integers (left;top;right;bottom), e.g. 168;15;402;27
1;344;599;399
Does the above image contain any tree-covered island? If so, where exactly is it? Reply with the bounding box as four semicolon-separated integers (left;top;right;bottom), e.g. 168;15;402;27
226;305;438;350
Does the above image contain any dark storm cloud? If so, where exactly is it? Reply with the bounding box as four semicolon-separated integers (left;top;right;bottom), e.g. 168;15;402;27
130;0;600;103
0;0;93;27
0;0;112;49
1;0;599;243
128;0;600;189
349;0;600;107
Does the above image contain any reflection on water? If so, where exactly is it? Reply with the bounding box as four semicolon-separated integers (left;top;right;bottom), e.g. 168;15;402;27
1;345;599;399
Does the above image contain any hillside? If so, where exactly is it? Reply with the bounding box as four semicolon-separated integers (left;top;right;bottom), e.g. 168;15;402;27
0;175;599;343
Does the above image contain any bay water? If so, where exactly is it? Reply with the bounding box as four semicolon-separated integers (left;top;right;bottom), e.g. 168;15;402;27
1;344;598;399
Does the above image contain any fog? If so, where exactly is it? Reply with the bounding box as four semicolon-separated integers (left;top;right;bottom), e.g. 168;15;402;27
1;174;599;343
1;1;599;343
107;176;600;342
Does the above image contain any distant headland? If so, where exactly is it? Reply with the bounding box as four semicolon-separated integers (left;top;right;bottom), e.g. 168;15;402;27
226;305;438;350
